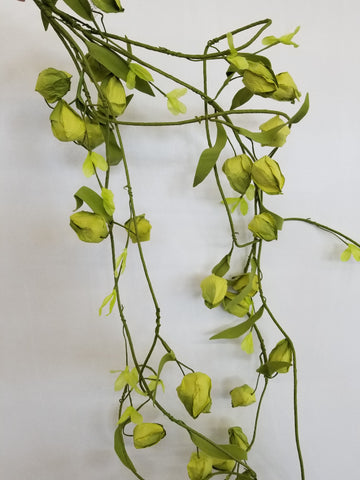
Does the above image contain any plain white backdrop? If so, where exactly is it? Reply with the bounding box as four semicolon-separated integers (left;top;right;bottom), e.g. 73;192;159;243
1;1;360;479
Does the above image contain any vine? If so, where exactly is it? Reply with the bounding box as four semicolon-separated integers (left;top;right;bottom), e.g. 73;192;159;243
26;1;360;479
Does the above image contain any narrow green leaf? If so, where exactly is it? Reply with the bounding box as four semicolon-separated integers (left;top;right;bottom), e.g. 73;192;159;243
100;126;123;166
193;122;227;187
240;197;248;216
210;305;264;340
115;248;127;277
101;187;115;216
129;63;153;82
63;0;93;20
212;250;232;277
231;88;253;109
92;0;124;13
349;244;360;261
86;42;154;96
241;331;254;354
114;424;138;474
189;431;247;461
74;186;112;222
289;93;310;124
341;247;351;262
41;0;57;30
245;184;255;201
257;361;292;378
99;289;117;316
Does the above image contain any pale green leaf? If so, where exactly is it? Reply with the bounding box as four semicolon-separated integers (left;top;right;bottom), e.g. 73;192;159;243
341;247;351;262
126;70;136;90
91;152;108;171
99;289;117;316
262;26;300;48
114;366;130;391
240;197;248;216
82;154;95;178
118;406;143;425
241;331;254;354
129;63;153;82
349;244;360;261
101;187;115;216
74;185;112;222
115;248;128;277
245;184;255;201
193;122;227;187
166;88;187;115
226;32;237;56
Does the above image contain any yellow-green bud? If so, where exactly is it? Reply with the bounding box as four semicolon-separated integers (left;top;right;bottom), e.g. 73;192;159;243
125;215;152;243
200;274;228;309
187;452;213;480
231;273;258;297
248;213;278;241
222;154;253;194
242;62;277;95
85;54;110;82
223;292;251;318
230;384;256;407
80;120;104;150
132;423;166;449
251;156;285;195
50;100;86;142
98;75;127;117
259;115;290;147
176;372;212;419
271;72;301;102
211;457;236;472
35;68;72;103
228;426;249;451
70;211;108;243
268;339;292;373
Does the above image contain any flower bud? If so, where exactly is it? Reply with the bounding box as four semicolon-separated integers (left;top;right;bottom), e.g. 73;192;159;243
98;75;126;117
187;452;213;480
80;120;104;150
230;384;256;407
223;292;251;318
251;156;285;195
125;215;152;243
50;100;86;142
35;68;72;103
231;273;258;297
177;372;212;418
248;212;278;241
271;72;301;102
242;62;277;95
222;154;253;194
228;426;249;451
200;274;228;309
259;115;290;147
70;211;108;243
268;339;292;373
133;423;166;449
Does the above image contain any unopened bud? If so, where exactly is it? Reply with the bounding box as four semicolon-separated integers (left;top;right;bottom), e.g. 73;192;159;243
187;452;213;480
80;120;104;150
231;273;258;297
271;72;301;102
268;339;292;373
230;384;256;407
228;426;249;451
200;274;228;309
125;215;152;243
248;212;278;241
251;156;285;195
223;292;251;318
35;68;72;103
98;75;126;117
70;211;108;243
242;62;277;95
50;100;86;142
133;423;166;449
177;372;212;419
259;115;290;147
222;154;252;194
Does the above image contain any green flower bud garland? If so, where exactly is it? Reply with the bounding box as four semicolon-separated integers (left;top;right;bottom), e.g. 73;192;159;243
24;1;360;479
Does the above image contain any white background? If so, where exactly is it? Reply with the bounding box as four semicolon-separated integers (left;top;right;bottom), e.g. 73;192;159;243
1;1;360;479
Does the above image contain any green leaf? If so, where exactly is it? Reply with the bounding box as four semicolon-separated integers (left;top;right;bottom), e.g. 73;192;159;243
166;88;187;115
92;0;124;13
241;331;254;354
223;197;241;214
193;122;227;187
74;186;112;222
82;151;108;177
101;187;115;216
99;289;117;316
41;0;57;30
245;184;255;201
262;26;300;48
156;351;176;380
259;205;283;230
257;361;292;378
341;247;351;262
212;250;233;277
210;305;264;340
225;258;256;311
63;0;93;20
231;88;253;109
118;406;143;425
115;248;127;277
86;42;154;96
129;63;153;82
189;431;247;461
289;93;310;125
349;244;360;261
240;197;248;216
100;126;123;166
114;424;138;474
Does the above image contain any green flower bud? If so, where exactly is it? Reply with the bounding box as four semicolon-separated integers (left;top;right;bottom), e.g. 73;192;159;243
251;156;285;195
79;120;104;150
177;372;212;418
125;215;152;243
85;54;110;82
248;212;278;241
222;154;253;194
50;100;86;142
187;452;213;480
211;457;236;472
228;426;249;451
98;75;127;117
271;72;301;103
242;62;277;95
231;273;258;297
268;339;292;373
70;211;108;243
259;115;290;147
223;292;251;318
133;423;166;449
230;384;256;407
200;274;228;309
35;67;72;103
